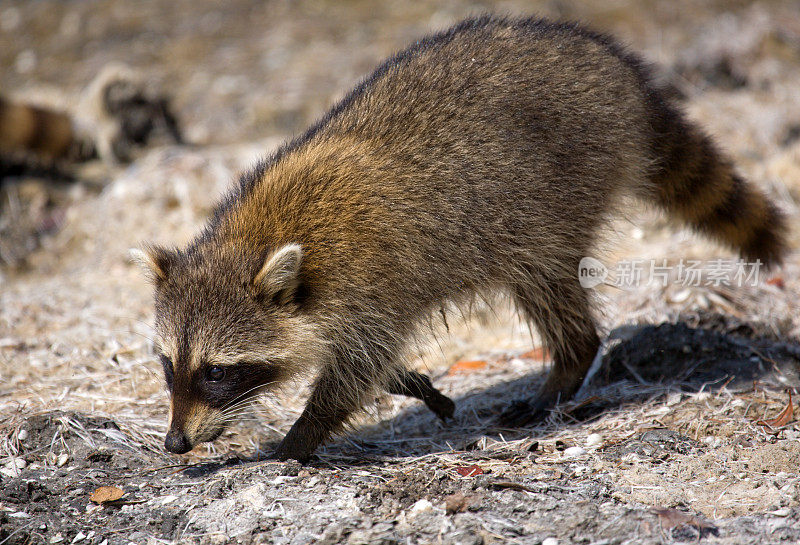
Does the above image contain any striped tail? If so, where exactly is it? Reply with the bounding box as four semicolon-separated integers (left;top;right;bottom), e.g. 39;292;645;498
0;96;77;160
646;113;788;268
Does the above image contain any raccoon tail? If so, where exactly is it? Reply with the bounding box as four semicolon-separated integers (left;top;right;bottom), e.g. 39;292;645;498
644;108;788;268
0;96;95;162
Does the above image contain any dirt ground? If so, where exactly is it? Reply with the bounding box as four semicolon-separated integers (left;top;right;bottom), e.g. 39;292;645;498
1;1;800;544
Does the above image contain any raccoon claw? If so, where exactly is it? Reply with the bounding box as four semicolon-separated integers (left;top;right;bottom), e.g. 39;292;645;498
498;397;551;428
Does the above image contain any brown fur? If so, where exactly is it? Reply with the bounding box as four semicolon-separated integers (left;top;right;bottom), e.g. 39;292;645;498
0;97;81;160
138;16;788;461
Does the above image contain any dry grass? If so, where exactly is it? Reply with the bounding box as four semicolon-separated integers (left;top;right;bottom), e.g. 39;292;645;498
1;2;799;542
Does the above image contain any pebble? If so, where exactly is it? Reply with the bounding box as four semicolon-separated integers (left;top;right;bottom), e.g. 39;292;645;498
585;434;603;447
563;446;586;457
0;458;26;478
57;454;69;467
17;429;28;441
72;531;86;543
6;458;26;470
0;467;20;478
409;499;434;515
542;538;559;545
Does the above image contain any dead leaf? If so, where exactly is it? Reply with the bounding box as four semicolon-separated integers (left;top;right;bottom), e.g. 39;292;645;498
766;276;785;289
455;465;483;477
650;508;718;536
447;360;488;375
90;486;124;504
490;480;535;493
444;492;479;514
756;391;794;429
519;347;549;360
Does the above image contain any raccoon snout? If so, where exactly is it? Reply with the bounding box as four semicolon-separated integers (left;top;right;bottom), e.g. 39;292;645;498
164;428;192;454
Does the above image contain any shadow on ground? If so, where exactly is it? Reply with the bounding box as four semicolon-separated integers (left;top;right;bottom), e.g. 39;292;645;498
281;316;800;464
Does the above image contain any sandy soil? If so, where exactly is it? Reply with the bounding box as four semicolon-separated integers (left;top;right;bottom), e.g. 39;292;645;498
1;1;800;544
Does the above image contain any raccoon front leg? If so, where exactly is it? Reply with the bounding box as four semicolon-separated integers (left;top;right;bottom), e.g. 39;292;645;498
501;274;601;426
385;370;455;421
273;363;371;462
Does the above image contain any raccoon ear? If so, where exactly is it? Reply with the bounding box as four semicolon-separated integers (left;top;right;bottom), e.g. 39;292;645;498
129;245;174;283
253;243;303;304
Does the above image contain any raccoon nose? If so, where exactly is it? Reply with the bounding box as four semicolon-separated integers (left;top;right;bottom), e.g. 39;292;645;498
164;429;192;454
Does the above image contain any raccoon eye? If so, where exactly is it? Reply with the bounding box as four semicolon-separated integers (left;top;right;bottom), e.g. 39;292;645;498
206;365;225;382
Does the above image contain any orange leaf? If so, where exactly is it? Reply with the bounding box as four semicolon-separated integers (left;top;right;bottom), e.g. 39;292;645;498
519;347;550;360
455;465;483;477
444;492;479;514
90;486;124;504
766;276;785;289
756;391;794;429
448;360;488;375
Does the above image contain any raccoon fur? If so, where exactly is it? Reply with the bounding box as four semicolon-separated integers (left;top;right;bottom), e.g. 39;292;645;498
134;16;787;461
0;96;94;165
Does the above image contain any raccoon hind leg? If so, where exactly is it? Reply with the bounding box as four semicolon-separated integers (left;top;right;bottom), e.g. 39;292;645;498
501;272;601;426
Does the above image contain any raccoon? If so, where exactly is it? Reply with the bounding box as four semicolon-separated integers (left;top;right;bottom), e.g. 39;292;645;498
134;16;787;461
0;64;182;175
76;63;183;165
0;96;94;164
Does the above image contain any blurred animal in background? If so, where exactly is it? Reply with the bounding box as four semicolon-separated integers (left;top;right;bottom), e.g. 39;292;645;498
0;63;184;268
0;96;95;176
76;63;183;165
0;63;183;180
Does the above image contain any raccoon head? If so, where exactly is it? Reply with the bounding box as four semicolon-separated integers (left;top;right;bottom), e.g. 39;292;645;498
132;243;327;454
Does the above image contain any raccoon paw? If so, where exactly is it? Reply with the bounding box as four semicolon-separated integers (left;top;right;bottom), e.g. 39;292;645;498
424;390;456;421
497;397;552;428
272;426;319;464
271;440;314;464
